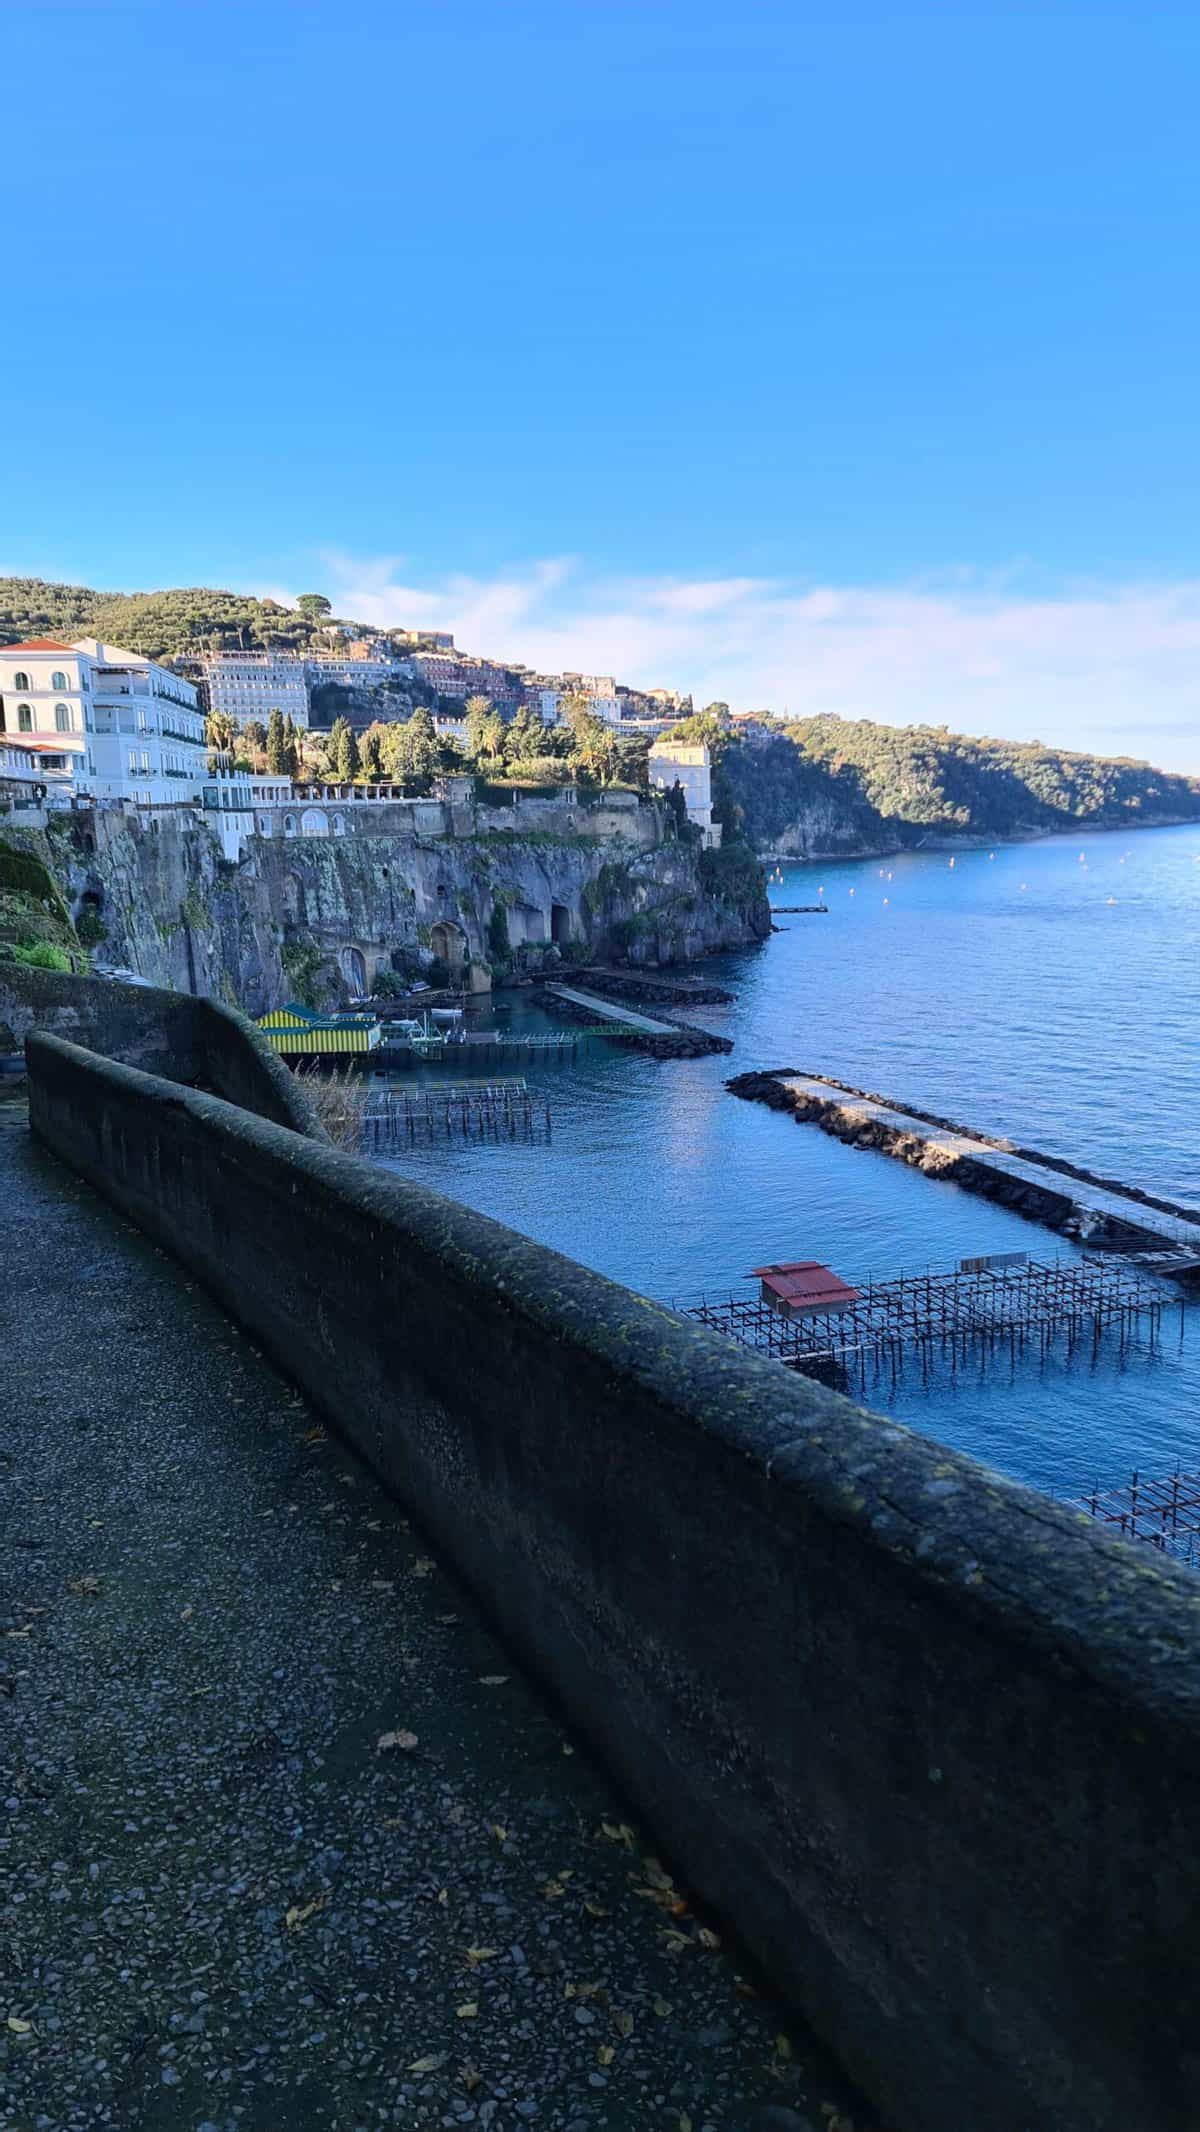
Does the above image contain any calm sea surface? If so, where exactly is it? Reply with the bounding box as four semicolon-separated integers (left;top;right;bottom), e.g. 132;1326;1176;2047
378;822;1200;1502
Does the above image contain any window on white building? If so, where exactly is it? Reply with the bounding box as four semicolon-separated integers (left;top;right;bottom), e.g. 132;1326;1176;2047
55;703;71;732
18;704;32;732
13;671;30;690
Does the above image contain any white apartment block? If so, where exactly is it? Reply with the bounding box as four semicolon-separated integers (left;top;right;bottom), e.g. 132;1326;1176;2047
202;651;311;731
74;638;207;806
0;637;205;807
305;654;405;690
0;638;91;800
539;675;622;727
648;738;718;842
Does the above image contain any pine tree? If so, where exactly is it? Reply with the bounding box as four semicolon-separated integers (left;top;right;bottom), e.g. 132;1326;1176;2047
335;721;360;780
405;707;440;782
266;708;286;773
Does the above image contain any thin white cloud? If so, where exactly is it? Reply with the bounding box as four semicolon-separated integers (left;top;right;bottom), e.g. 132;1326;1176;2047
255;557;1200;773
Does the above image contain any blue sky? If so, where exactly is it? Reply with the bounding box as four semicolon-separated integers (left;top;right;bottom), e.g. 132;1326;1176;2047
6;1;1200;766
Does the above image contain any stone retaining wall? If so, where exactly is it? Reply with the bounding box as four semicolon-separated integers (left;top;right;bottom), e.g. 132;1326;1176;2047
24;1028;1200;2132
3;966;320;1137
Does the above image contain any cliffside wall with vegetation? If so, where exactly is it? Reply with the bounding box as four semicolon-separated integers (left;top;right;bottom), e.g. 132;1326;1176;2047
9;803;767;1016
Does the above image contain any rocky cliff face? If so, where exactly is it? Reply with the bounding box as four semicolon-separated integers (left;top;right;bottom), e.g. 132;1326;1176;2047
43;807;768;1014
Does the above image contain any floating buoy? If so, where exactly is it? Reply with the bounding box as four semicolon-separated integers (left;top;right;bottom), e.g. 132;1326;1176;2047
1019;883;1027;892
988;852;995;860
1107;896;1116;905
849;887;855;896
948;856;955;868
883;896;889;906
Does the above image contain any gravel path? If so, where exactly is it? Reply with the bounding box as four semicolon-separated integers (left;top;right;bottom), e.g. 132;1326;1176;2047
0;1100;872;2132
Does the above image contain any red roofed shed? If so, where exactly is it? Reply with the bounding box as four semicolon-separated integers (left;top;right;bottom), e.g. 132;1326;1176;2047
750;1261;861;1320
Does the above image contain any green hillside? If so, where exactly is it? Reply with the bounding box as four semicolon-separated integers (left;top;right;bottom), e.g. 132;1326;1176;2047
0;577;364;660
673;713;1200;849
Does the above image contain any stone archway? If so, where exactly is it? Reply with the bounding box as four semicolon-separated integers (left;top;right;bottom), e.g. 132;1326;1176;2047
551;902;572;945
429;919;467;974
342;946;368;996
300;806;329;837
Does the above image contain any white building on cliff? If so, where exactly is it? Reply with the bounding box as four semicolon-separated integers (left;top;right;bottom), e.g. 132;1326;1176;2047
202;651;311;731
0;637;206;807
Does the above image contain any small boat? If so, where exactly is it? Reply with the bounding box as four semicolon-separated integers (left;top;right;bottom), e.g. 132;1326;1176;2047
430;1006;464;1023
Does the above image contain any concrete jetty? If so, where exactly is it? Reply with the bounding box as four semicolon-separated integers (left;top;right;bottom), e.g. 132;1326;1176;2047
729;1070;1200;1271
544;983;732;1057
545;982;678;1034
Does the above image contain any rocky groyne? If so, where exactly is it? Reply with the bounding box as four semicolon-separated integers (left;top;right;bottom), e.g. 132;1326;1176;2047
727;1069;1200;1256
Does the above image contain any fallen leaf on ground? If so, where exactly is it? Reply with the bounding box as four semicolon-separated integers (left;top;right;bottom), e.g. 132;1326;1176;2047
456;2002;478;2020
478;1674;508;1686
377;1729;419;1753
596;2044;615;2066
68;1575;102;1597
488;1823;507;1843
179;1605;194;1621
776;2034;793;2060
459;2063;481;2092
6;2016;32;2035
611;2010;633;2036
284;1896;326;1931
696;1926;720;1949
463;1946;497;1967
600;1820;636;1846
653;1997;672;2017
680;2116;693;2132
408;2052;448;2073
411;1557;434;1577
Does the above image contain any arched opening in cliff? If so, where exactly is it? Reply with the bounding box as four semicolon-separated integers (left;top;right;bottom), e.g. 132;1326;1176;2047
551;902;572;945
281;872;305;926
429;919;467;974
342;947;368;996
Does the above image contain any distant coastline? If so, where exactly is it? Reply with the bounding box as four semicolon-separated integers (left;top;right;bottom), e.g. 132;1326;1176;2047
756;813;1200;866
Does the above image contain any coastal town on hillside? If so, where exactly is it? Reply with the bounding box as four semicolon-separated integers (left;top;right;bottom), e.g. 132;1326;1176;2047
0;613;731;860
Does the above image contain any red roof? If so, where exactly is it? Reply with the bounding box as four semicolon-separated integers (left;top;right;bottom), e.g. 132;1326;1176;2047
1;638;77;654
751;1261;861;1309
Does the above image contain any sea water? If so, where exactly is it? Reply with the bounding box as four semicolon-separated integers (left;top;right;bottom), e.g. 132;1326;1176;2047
378;822;1200;1502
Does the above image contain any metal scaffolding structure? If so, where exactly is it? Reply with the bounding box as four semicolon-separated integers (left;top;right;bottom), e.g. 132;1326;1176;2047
1078;1468;1200;1568
363;1078;551;1150
684;1256;1171;1383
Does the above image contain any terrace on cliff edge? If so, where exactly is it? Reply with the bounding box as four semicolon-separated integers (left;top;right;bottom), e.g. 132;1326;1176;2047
3;970;1200;2132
